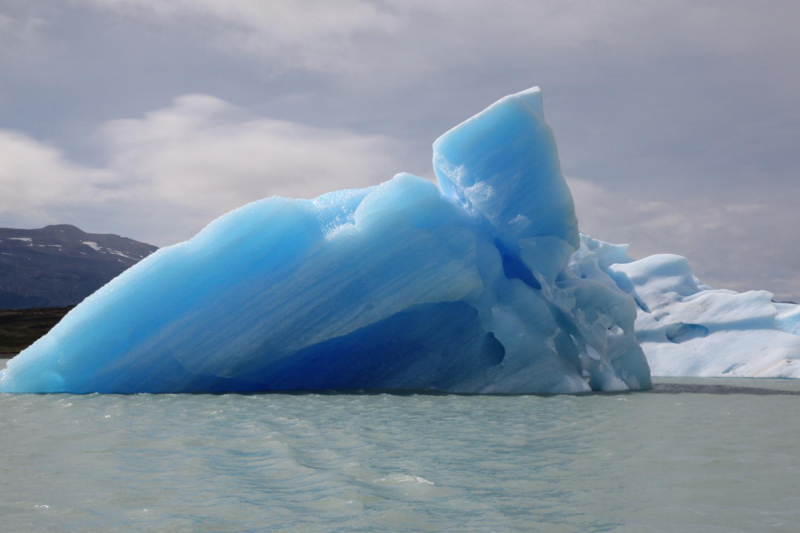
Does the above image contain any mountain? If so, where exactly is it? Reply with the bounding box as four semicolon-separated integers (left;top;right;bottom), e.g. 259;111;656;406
0;225;157;309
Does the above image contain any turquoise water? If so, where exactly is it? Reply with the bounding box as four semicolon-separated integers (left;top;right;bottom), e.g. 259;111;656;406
1;364;799;532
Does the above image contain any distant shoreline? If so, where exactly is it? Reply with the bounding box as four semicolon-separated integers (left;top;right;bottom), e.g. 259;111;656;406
0;307;72;357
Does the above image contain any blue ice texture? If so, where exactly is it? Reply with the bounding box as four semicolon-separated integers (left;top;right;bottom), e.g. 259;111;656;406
0;88;661;393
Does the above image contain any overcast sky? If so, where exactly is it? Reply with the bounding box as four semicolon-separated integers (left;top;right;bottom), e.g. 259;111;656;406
1;0;798;300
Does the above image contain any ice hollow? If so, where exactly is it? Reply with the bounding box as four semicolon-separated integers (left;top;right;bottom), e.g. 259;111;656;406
0;88;652;394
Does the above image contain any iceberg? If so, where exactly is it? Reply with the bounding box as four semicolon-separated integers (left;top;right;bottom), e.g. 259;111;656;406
573;235;800;378
0;87;652;394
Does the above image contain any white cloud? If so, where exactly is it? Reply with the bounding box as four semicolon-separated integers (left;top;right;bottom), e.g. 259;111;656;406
101;94;399;211
0;94;401;245
0;130;115;221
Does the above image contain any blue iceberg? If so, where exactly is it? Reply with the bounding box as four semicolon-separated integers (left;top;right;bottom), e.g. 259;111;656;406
0;88;651;394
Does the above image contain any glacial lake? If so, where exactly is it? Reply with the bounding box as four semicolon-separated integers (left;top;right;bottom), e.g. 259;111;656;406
1;360;799;532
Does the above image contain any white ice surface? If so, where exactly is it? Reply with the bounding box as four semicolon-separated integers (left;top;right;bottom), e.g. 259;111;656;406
572;235;800;378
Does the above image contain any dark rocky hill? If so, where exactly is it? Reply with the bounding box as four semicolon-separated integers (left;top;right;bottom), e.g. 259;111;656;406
0;224;157;309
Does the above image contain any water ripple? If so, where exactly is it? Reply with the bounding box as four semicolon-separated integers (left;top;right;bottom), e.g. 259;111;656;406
1;378;799;531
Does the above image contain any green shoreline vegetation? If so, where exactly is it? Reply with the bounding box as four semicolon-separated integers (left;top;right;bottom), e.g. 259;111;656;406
0;307;72;358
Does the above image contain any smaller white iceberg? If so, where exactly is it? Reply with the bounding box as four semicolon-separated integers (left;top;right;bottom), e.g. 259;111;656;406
573;235;800;378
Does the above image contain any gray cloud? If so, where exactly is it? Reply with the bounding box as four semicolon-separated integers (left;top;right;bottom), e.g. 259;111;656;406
569;178;800;302
0;0;797;299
